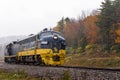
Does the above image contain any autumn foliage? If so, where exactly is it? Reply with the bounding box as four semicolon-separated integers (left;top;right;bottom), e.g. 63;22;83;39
84;15;99;44
53;0;120;53
53;13;100;49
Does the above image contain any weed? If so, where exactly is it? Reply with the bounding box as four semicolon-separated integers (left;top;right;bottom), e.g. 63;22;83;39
63;70;71;80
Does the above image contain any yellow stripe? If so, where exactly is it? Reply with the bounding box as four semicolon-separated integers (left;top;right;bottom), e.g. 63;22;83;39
18;50;35;56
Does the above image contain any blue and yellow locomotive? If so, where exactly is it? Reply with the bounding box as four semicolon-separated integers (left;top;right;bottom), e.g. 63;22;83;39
4;29;66;65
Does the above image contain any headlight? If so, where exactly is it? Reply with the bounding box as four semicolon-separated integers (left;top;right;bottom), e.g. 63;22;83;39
53;35;58;40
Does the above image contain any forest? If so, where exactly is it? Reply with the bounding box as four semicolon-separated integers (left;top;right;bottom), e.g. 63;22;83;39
53;0;120;54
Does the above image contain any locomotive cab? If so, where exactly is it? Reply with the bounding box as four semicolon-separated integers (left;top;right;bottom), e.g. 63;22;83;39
37;30;66;65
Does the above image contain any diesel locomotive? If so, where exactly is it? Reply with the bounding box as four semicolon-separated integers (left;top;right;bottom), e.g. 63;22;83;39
4;29;66;65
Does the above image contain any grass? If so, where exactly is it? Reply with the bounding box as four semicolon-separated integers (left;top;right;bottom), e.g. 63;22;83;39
0;69;71;80
64;52;120;68
63;70;71;80
0;69;41;80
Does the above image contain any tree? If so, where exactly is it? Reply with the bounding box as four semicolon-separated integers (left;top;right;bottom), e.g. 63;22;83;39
84;15;99;44
53;17;65;34
97;0;114;52
113;0;120;23
112;0;120;44
64;19;80;48
77;17;87;49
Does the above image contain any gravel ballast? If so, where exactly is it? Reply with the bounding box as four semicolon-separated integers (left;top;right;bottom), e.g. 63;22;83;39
0;62;120;80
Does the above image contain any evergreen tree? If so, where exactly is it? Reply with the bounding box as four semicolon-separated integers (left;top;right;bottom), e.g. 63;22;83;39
97;0;114;52
113;0;120;23
57;17;65;34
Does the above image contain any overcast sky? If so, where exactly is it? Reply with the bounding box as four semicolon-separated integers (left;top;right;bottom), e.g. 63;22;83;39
0;0;104;37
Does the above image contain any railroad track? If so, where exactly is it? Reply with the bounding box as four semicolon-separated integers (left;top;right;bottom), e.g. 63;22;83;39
3;62;120;72
0;62;120;80
58;66;120;71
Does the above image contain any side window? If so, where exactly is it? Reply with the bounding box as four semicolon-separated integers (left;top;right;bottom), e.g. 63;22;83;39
41;33;45;37
19;44;22;51
20;43;28;51
20;44;24;51
23;44;26;51
12;43;20;54
29;41;35;49
40;32;52;38
26;43;30;49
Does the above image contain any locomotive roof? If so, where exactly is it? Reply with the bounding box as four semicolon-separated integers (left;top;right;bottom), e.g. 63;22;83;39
38;30;62;36
17;30;62;44
18;35;36;44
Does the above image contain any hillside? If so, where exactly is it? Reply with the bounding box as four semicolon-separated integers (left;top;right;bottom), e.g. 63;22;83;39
64;51;120;68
